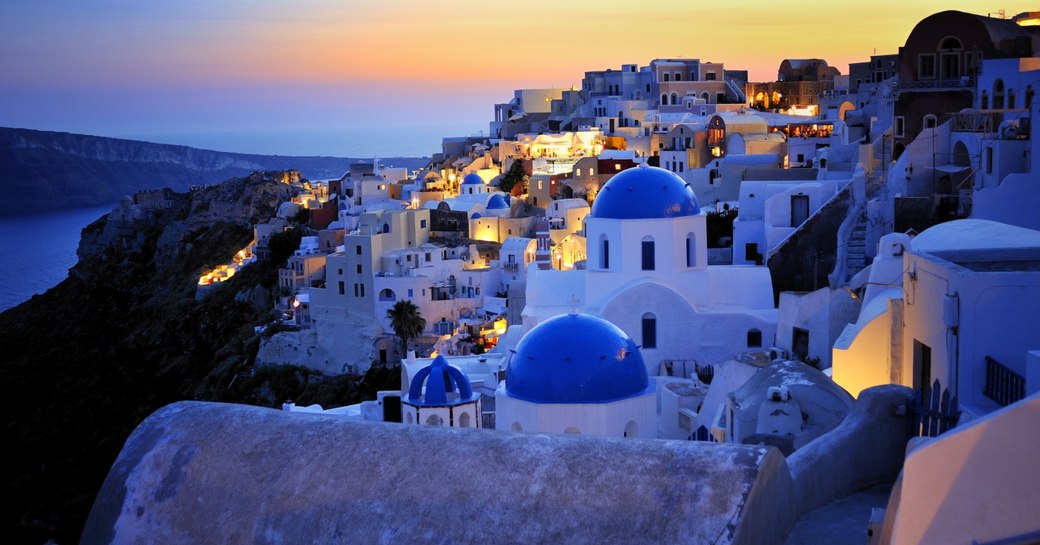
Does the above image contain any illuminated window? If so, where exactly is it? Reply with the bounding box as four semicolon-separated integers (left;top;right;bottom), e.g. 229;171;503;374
576;168;581;176
614;163;621;171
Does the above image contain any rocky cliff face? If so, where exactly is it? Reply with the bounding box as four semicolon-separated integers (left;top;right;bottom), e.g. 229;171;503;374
0;170;398;544
0;127;429;215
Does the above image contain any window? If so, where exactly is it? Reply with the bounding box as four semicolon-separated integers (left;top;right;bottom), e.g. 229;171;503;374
425;252;431;261
661;93;669;105
641;313;657;349
407;288;414;297
356;245;362;255
1008;89;1016;110
663;73;670;82
923;114;937;129
918;54;936;79
338;281;344;295
356;264;362;274
600;236;610;269
420;219;427;228
747;329;762;348
894;116;905;138
353;283;359;297
338;268;343;275
576;168;582;176
706;72;716;81
675;72;682;81
641;237;655;271
986;147;993;174
686;233;696;267
614;163;621;171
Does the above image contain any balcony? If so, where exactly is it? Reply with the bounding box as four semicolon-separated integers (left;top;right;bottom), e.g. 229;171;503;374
898;77;975;91
503;262;520;272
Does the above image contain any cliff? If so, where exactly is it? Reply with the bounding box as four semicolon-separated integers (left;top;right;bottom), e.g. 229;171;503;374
0;171;396;544
0;127;428;215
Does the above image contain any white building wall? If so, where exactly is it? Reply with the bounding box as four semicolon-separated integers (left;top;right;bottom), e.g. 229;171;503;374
496;390;656;438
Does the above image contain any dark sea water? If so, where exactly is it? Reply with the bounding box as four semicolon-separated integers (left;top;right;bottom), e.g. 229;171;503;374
0;204;113;312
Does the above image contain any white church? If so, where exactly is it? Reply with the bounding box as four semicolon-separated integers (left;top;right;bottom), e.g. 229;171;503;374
523;163;778;377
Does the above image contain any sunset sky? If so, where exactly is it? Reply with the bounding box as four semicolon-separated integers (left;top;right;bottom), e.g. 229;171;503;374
2;1;1036;156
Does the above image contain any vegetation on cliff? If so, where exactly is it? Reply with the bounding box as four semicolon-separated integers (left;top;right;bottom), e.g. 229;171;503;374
0;171;396;544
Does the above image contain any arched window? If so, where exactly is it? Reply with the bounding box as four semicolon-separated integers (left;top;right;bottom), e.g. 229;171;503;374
425;414;444;426
624;421;638;438
459;412;471;428
641;236;655;271
923;114;937;129
381;223;390;234
378;288;396;301
670;92;679;106
940;37;962;50
686;232;697;267
747;329;763;348
993;79;1005;109
661;93;669;105
641;312;657;349
600;234;610;270
701;91;709;102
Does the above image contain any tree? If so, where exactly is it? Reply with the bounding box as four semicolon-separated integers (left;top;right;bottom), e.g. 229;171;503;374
498;159;527;194
387;300;425;362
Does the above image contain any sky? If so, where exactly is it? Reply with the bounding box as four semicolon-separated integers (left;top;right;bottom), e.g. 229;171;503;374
2;0;1037;157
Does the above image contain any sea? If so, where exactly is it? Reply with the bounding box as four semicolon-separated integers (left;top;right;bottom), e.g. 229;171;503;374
0;204;114;312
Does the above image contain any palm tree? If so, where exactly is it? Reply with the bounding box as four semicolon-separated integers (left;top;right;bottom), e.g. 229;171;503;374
387;300;425;362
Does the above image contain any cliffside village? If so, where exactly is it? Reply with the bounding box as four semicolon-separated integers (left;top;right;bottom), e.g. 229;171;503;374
104;9;1040;545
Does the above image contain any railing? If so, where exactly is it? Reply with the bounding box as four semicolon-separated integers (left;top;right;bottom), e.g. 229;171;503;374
898;77;975;90
909;379;960;438
951;111;1000;133
984;356;1026;407
503;262;519;271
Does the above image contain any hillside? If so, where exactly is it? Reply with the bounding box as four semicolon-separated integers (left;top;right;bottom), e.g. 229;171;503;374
0;171;398;544
0;127;429;215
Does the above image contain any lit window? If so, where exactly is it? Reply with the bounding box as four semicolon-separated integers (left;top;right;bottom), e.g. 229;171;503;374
615;163;621;171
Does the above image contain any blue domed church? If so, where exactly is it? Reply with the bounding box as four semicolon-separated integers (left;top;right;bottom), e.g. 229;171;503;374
522;163;777;377
496;312;656;438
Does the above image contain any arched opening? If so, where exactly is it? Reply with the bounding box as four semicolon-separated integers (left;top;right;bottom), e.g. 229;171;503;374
641;236;655;271
624;421;638;438
564;427;581;435
952;141;970;167
459;412;471;428
993;79;1005;109
381;223;390;234
940;37;962;50
599;234;610;270
660;93;669;106
425;414;444;426
686;232;697;268
838;101;856;122
747;329;763;348
378;288;396;301
670;92;679;106
701;92;709;102
641;312;657;349
923;114;937;129
511;422;523;432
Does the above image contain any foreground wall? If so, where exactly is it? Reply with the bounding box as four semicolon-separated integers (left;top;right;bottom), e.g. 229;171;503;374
787;385;912;514
82;401;796;545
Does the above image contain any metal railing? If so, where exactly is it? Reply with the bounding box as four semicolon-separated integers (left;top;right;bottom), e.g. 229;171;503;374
984;356;1026;407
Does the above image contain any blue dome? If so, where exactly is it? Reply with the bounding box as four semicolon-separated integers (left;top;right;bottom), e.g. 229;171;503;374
407;355;476;406
590;164;700;219
486;194;509;209
506;313;649;404
462;173;485;185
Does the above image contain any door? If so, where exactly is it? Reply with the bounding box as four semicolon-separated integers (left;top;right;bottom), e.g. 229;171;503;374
791;195;810;226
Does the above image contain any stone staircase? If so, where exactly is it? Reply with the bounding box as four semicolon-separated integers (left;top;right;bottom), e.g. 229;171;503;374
845;212;869;276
